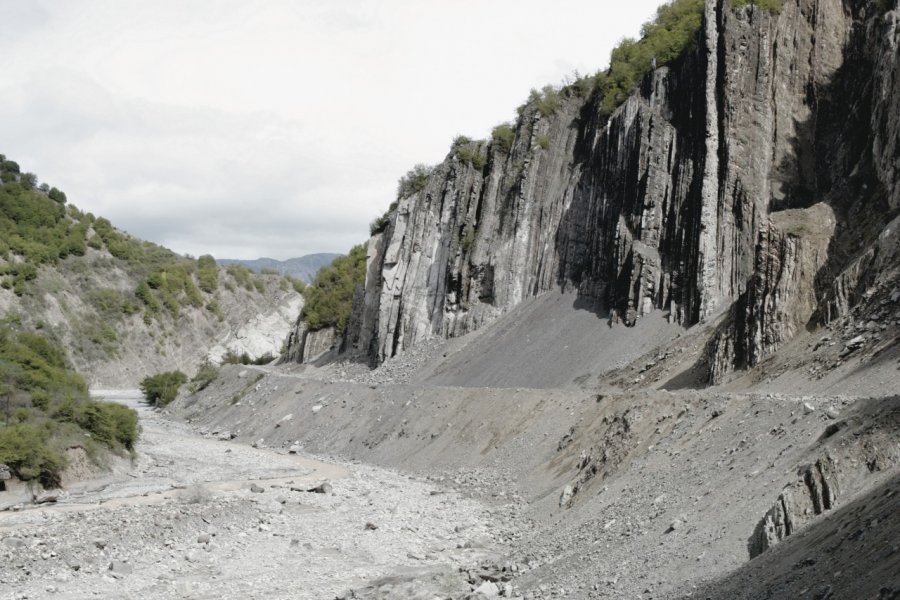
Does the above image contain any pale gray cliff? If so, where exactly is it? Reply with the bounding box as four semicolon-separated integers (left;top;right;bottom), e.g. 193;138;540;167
287;0;900;381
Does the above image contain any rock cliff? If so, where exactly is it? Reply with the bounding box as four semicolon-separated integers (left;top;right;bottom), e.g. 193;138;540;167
288;0;900;381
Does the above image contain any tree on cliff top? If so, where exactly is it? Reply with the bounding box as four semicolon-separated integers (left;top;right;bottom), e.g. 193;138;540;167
596;0;705;115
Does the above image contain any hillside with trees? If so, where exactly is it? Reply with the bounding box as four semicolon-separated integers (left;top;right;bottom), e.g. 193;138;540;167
0;154;303;387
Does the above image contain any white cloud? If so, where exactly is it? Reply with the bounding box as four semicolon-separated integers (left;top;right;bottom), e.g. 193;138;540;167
0;0;666;259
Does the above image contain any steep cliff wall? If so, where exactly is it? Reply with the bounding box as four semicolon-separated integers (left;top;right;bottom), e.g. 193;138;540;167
290;0;900;380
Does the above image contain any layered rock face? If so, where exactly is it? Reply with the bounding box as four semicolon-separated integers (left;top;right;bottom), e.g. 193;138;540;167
292;0;900;378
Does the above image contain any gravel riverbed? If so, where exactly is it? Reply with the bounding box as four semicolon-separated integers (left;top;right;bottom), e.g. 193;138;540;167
0;392;510;600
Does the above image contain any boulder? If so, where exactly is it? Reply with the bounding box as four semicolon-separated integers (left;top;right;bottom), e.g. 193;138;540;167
293;482;332;494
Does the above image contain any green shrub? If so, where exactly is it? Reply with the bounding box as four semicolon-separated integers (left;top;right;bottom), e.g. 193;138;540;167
251;353;275;365
135;281;162;316
529;85;561;117
197;255;218;293
205;299;224;321
88;288;127;318
301;244;367;333
47;187;67;204
184;278;203;307
285;276;305;295
370;214;391;235
139;370;187;407
220;350;272;365
370;199;401;235
455;144;487;170
491;123;516;153
535;134;551;150
20;173;37;190
461;225;477;254
226;264;253;290
0;423;66;487
160;290;180;319
221;349;252;365
188;361;219;393
75;400;139;451
99;402;139;451
397;164;433;199
452;135;472;148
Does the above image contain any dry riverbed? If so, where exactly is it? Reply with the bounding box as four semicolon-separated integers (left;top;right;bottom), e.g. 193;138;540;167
0;392;510;599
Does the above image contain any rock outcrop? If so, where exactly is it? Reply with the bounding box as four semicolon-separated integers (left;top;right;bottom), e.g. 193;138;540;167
208;294;303;364
287;0;900;380
749;396;900;558
749;455;840;558
280;321;337;365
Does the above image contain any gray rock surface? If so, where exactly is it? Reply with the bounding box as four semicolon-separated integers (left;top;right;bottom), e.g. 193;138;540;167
284;0;900;392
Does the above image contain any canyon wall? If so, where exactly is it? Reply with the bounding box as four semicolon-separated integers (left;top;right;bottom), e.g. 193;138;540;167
288;0;900;381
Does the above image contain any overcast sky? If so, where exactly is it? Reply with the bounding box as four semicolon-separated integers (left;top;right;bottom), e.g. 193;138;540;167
0;1;666;260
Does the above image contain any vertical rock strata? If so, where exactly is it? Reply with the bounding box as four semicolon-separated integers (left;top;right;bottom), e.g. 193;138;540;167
290;0;899;378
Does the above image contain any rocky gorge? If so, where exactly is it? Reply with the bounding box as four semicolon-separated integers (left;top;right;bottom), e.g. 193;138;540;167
2;0;899;598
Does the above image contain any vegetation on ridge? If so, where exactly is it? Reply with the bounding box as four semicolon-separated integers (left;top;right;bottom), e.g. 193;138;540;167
453;136;487;170
397;164;433;200
0;153;284;323
370;164;435;235
0;157;89;296
592;0;706;116
491;123;516;154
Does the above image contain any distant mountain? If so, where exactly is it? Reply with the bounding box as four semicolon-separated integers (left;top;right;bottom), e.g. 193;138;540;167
217;253;340;283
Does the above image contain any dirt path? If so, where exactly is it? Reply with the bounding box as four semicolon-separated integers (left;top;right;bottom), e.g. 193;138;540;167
0;392;508;599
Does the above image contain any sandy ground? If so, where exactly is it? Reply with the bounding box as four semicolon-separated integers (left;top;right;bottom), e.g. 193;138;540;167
0;393;510;600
